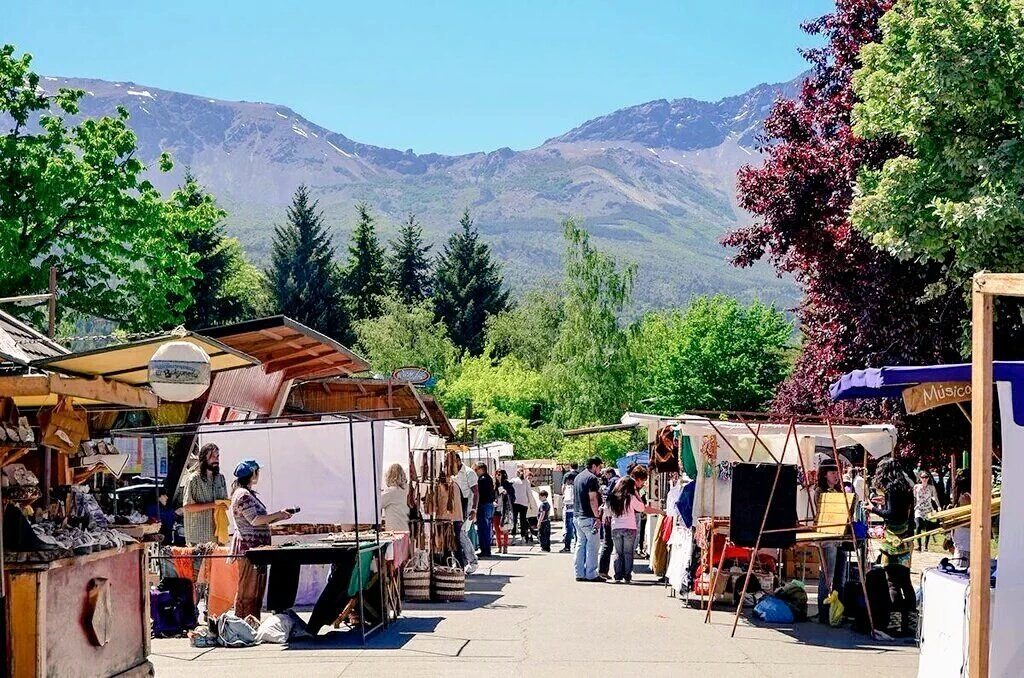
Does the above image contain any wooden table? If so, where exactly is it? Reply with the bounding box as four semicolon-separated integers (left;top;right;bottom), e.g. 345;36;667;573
4;543;152;678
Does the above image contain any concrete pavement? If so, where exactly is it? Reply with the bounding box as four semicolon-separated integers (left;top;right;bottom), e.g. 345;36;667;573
150;527;922;677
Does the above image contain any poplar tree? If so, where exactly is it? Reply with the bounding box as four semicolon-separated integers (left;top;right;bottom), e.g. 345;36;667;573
266;185;346;337
433;209;509;356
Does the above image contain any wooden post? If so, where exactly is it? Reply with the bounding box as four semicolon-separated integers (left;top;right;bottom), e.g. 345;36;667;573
47;266;57;339
968;280;993;678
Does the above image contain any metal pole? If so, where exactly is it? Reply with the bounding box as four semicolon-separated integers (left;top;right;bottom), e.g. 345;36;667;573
369;420;385;627
47;266;57;339
346;416;366;645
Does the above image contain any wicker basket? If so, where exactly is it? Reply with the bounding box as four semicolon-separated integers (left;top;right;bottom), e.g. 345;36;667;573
431;557;465;602
402;567;431;602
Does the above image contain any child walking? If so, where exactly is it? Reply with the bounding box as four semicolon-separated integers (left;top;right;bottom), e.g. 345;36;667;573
538;490;552;551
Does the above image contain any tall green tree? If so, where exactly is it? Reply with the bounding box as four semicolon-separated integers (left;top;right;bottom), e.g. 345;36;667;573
433;209;509;356
266;185;346;337
484;288;563;371
389;213;432;303
353;294;456;378
167;172;261;328
0;44;195;331
852;0;1024;288
342;202;388;323
628;296;793;415
545;218;635;427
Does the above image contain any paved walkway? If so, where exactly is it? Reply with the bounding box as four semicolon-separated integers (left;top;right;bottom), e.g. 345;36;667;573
151;527;923;677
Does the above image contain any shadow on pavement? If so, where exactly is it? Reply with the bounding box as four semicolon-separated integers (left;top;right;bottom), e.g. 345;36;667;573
283;616;445;650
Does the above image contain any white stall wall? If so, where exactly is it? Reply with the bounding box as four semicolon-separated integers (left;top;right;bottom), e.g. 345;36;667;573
990;383;1024;676
200;420;385;525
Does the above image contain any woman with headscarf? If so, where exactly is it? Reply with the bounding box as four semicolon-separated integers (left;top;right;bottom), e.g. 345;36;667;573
230;459;297;620
380;463;411;533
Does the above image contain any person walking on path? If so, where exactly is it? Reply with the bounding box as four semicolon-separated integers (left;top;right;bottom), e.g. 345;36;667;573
560;465;578;552
598;467;619;579
182;443;229;546
453;454;480;574
913;470;940;551
537;490;552;551
475;463;496;558
573;457;603;582
494;469;514;554
229;460;296;620
511;467;533;544
606;476;663;583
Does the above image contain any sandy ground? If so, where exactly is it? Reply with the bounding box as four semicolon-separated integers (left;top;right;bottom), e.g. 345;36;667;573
150;524;928;678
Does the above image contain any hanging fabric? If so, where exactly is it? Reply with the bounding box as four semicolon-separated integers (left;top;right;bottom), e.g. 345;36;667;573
651;425;680;473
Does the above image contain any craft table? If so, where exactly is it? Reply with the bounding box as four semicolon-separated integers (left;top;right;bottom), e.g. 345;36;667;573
4;543;151;678
245;539;392;639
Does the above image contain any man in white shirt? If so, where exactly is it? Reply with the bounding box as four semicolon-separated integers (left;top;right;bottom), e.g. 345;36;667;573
510;467;533;544
453;454;479;573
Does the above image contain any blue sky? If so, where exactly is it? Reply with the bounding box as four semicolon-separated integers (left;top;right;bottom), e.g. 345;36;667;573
8;1;831;154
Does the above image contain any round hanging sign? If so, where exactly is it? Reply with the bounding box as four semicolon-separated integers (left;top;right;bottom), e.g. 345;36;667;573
148;341;211;402
392;366;431;384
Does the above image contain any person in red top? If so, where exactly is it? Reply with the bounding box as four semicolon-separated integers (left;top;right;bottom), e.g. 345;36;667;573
229;459;297;620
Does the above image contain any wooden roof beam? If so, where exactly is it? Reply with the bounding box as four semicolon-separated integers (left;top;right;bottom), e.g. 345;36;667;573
0;374;157;408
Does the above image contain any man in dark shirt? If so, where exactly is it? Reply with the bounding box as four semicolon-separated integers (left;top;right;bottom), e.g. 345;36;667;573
573;457;604;581
474;464;496;558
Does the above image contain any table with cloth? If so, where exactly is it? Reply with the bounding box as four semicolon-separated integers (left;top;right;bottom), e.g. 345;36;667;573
245;538;394;636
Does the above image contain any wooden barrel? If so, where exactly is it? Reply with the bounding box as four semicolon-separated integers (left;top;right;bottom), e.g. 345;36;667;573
402;568;431;602
431;562;465;602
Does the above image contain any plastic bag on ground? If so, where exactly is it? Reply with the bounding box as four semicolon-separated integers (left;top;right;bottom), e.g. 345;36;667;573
216;612;260;647
753;595;795;623
826;589;845;627
255;609;312;643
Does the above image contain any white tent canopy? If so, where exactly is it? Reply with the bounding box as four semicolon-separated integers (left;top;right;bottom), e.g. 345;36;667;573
199;419;385;525
621;413;897;519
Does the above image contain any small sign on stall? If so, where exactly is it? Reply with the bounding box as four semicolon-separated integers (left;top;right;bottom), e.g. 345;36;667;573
902;381;972;415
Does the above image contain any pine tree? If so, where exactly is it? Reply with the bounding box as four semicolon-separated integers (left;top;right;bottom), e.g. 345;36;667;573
341;202;388;323
266;185;346;337
433;209;510;356
389;213;432;303
171;171;259;328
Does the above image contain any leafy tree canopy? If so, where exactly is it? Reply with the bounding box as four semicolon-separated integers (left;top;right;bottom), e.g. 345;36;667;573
628;296;793;415
852;0;1024;284
353;294;456;379
0;44;196;331
484;288;563;371
545;218;635;428
438;355;547;421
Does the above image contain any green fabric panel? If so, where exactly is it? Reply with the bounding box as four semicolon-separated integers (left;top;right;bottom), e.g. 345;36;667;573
681;435;697;478
346;548;377;596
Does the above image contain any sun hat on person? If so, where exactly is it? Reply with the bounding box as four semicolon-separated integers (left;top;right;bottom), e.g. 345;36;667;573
233;459;260;479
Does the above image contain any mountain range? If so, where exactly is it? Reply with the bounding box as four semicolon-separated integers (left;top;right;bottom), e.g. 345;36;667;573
38;74;803;311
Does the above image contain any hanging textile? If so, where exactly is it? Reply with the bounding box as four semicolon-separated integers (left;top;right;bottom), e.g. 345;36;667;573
651;425;680;473
680;435;697;479
728;463;798;549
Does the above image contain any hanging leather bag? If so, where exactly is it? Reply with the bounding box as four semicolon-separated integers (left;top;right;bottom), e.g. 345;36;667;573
38;396;90;454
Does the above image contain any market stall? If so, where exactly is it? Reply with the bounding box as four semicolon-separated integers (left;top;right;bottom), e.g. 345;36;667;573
621;412;897;632
116;413;402;642
830;360;1024;677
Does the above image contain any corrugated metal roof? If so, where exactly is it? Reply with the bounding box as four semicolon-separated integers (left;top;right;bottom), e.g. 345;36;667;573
0;309;67;369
